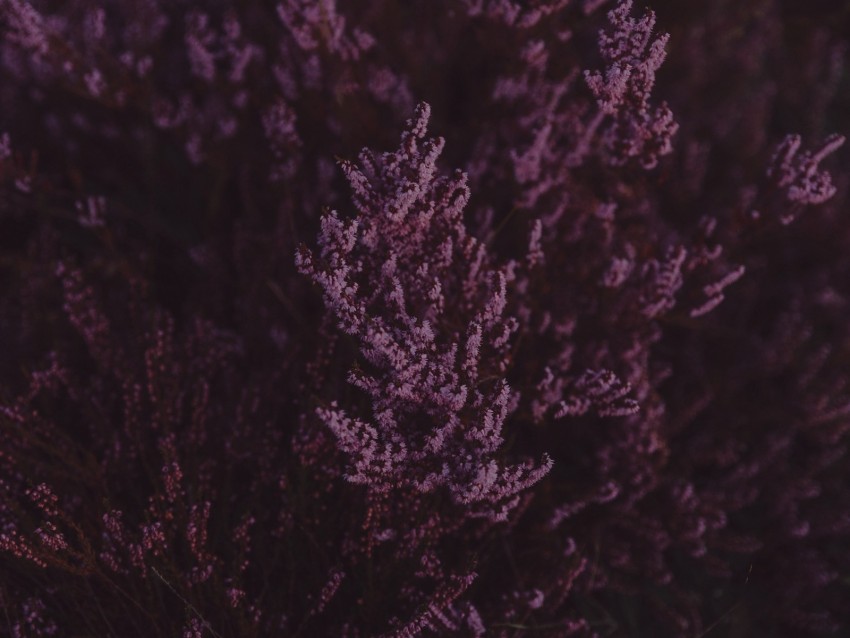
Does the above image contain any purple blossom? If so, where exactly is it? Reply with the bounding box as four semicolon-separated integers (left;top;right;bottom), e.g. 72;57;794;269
768;133;845;210
585;0;678;168
299;103;552;520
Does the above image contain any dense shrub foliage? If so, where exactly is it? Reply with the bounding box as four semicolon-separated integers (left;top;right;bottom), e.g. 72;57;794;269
1;0;850;636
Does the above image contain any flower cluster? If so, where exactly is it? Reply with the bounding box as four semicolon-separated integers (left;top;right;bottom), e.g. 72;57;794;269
298;103;551;522
584;0;678;168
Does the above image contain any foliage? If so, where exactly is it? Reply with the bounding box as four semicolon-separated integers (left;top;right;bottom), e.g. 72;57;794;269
1;0;850;636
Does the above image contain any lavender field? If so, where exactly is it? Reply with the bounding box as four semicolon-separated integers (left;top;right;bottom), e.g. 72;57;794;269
1;1;850;636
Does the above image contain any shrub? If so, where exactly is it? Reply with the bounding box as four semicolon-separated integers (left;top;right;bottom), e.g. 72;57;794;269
1;0;849;636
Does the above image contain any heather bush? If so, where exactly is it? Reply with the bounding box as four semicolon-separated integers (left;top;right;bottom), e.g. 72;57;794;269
1;0;850;636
